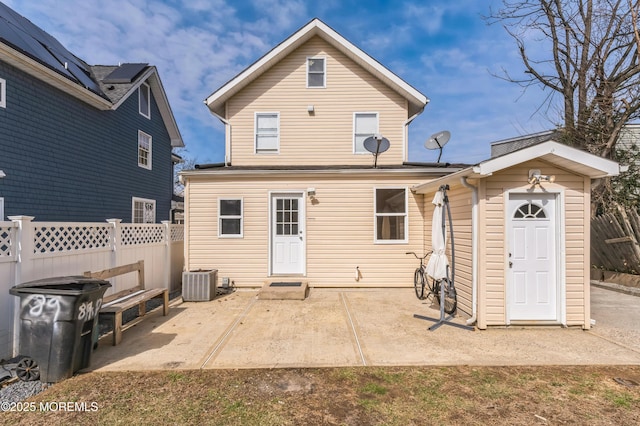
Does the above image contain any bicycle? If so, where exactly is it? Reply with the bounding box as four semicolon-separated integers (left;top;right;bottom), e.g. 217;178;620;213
407;251;457;314
406;251;433;300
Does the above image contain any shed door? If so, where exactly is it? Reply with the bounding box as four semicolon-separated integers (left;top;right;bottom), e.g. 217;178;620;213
507;193;557;321
271;193;305;275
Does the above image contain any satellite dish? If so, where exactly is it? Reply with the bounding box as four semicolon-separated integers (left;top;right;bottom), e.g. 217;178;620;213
363;135;390;168
425;130;451;162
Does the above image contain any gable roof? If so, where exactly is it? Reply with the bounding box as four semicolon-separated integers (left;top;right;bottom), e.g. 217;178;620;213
0;2;183;147
205;18;429;118
413;141;626;194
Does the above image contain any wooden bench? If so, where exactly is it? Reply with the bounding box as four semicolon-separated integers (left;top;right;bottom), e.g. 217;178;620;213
84;260;169;346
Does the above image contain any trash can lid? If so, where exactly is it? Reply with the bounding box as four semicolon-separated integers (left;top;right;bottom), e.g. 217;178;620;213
10;276;111;296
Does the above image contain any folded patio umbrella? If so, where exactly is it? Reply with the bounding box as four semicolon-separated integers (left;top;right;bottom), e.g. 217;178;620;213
426;189;448;280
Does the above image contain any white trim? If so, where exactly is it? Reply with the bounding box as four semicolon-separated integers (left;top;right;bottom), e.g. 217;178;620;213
353;112;379;155
218;197;243;238
254;112;280;154
205;19;428;117
0;197;4;220
268;191;306;276
475;141;622;177
505;190;565;325
138;130;152;169
131;197;156;223
373;186;408;244
306;56;326;88
0;78;5;108
138;82;151;119
413;140;624;194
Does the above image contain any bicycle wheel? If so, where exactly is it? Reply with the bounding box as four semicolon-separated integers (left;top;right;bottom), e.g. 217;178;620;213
434;278;457;315
414;268;426;300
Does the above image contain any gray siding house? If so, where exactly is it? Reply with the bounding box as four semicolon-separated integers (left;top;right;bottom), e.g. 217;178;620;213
0;3;183;222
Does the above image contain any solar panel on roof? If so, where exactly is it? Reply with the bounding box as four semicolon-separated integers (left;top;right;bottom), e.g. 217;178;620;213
102;63;148;84
0;3;103;95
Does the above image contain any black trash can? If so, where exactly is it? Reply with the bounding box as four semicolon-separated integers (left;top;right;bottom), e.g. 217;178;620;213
9;276;111;383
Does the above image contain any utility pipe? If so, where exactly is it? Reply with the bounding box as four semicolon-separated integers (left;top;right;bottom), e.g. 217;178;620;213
460;176;478;326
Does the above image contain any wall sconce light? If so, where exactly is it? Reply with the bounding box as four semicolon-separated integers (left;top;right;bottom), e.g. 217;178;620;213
307;188;316;197
528;169;556;185
0;170;5;178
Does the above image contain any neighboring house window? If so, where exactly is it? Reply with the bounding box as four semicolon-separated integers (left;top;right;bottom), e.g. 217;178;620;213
255;112;279;154
138;130;152;169
219;198;243;237
354;112;378;154
0;78;5;108
307;57;325;88
375;188;407;243
132;197;156;223
139;82;150;118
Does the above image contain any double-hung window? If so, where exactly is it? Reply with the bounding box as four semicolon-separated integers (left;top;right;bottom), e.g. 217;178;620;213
132;197;156;223
139;82;150;118
255;113;279;154
354;113;378;154
375;188;407;243
138;130;152;169
219;198;243;237
0;78;5;108
307;57;325;88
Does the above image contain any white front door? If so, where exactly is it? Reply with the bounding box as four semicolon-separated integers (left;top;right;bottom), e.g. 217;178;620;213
271;193;305;275
508;193;558;321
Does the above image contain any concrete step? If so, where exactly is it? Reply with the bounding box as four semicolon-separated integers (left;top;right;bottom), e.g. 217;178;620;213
258;280;309;300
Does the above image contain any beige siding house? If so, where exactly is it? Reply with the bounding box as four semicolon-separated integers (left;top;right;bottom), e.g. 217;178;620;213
182;18;625;330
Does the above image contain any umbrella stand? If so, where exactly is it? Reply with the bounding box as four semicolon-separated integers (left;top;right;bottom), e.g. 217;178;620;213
414;184;474;331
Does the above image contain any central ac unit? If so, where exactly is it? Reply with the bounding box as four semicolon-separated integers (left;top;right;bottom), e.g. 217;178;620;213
182;270;217;301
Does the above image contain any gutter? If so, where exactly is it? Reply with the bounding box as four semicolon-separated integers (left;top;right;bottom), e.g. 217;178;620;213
460;176;478;326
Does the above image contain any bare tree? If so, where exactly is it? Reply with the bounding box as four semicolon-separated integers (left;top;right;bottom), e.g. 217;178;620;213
489;1;640;159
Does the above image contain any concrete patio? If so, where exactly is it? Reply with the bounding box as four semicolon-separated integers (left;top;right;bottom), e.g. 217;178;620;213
86;286;640;372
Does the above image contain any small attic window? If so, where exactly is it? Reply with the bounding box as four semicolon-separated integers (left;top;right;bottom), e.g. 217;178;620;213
139;82;150;119
307;57;325;88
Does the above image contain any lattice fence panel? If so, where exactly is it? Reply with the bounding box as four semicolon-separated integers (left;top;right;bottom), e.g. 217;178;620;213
121;224;165;246
170;225;184;242
34;225;112;254
0;225;14;258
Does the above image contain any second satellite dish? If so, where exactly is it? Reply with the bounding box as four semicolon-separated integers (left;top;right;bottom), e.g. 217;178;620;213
425;130;451;162
363;135;390;168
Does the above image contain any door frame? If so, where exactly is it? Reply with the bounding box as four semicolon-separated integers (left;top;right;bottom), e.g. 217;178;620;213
268;190;307;276
505;190;566;325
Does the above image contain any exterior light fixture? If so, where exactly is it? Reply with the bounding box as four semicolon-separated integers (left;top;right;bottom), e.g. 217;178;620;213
528;169;556;185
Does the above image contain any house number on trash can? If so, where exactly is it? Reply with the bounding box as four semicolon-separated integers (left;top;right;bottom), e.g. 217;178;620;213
77;299;102;322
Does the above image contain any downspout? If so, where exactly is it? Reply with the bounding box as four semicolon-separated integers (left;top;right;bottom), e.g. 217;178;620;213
402;105;425;163
460;176;478;326
206;106;232;166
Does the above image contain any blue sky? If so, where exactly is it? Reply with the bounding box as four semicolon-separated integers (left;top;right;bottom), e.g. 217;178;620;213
6;0;556;165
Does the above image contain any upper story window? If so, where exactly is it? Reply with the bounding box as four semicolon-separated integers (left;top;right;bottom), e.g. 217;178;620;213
132;197;156;223
139;82;150;118
0;78;6;108
375;188;408;243
307;57;325;88
255;112;279;154
354;112;378;154
138;130;152;169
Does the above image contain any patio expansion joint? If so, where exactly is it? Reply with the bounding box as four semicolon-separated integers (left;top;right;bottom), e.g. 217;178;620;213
199;296;259;369
340;292;367;366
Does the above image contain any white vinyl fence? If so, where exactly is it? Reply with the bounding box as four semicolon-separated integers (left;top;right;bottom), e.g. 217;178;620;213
0;217;184;360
